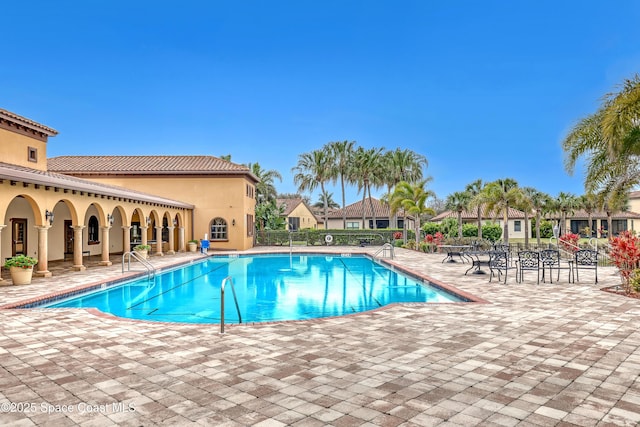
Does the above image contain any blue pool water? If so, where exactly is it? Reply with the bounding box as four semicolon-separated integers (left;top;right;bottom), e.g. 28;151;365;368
46;254;464;323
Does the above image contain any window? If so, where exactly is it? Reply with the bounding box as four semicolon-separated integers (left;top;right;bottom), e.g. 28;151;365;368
514;220;521;232
369;219;390;229
346;222;359;229
28;147;38;163
246;184;254;198
246;214;254;236
210;218;228;240
289;217;300;231
88;215;99;243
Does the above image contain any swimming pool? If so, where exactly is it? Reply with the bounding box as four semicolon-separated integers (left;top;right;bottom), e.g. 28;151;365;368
45;254;466;323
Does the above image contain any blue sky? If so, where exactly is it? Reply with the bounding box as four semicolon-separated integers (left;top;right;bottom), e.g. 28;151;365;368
3;1;640;206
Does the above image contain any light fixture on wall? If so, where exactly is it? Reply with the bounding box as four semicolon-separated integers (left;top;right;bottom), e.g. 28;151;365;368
45;209;54;226
146;216;151;226
107;213;114;226
232;219;236;226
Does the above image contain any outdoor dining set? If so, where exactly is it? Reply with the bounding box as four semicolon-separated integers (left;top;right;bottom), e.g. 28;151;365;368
440;244;599;285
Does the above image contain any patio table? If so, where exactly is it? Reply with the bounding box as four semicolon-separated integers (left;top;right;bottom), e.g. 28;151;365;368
463;250;491;275
440;245;472;263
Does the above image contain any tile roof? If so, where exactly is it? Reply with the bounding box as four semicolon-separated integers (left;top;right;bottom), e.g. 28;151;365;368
0;108;58;136
0;162;193;209
431;205;527;221
563;209;640;219
48;155;258;181
327;198;409;219
276;198;304;216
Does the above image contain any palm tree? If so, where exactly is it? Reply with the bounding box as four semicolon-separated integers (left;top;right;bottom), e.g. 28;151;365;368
518;187;537;247
465;179;484;239
481;178;521;243
383;148;428;228
600;74;640;155
390;180;435;242
292;150;332;228
445;191;471;238
554;192;580;236
563;75;640;196
246;162;282;203
351;147;384;229
526;189;551;246
326;140;356;229
579;192;599;237
597;187;629;239
314;191;340;210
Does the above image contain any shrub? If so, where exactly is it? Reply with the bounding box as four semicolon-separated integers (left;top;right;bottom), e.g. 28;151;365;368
481;223;502;242
5;254;38;269
422;222;440;236
609;231;640;294
462;223;478;237
559;233;580;253
134;244;151;251
440;218;458;237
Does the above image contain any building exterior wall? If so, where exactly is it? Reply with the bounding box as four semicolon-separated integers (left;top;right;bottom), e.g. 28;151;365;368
1;179;191;264
285;203;318;230
74;176;255;250
0;127;48;171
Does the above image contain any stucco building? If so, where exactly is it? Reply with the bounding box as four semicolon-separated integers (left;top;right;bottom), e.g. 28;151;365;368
0;108;257;283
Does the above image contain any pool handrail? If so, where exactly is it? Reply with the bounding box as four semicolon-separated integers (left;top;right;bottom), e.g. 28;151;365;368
374;242;394;259
122;251;155;280
220;276;242;334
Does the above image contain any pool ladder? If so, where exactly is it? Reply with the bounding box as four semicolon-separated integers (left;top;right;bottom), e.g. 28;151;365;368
122;251;156;280
220;276;242;334
373;243;395;260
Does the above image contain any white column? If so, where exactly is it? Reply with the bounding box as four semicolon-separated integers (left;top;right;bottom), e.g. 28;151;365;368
72;226;86;271
122;226;131;253
99;226;112;266
178;226;185;252
34;225;52;277
154;226;164;256
167;226;175;255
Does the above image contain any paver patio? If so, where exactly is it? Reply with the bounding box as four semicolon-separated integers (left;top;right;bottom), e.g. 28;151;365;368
1;247;639;426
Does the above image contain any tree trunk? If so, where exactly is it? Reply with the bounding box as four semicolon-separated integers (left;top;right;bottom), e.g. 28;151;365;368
477;206;482;239
524;212;530;247
535;212;541;246
503;205;509;243
321;183;328;231
341;175;347;230
368;185;377;229
457;210;463;238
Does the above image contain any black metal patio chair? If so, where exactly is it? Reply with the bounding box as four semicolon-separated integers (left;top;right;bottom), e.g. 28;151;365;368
517;250;540;283
574;249;598;283
539;249;572;283
489;250;516;284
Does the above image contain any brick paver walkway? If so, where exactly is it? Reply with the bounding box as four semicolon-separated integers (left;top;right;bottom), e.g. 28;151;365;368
1;247;639;426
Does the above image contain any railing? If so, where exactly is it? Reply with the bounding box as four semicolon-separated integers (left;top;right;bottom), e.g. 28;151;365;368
220;276;242;334
373;242;395;259
122;251;155;280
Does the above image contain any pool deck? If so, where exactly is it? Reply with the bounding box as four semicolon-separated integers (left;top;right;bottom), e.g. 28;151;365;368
1;247;639;426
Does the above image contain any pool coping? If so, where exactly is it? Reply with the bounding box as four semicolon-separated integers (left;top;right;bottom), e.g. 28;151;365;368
1;250;488;325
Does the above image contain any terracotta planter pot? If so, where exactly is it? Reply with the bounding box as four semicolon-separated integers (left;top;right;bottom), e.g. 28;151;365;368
10;266;34;285
187;243;198;252
133;249;148;260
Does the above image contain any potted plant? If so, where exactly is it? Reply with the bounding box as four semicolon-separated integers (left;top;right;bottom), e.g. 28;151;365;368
187;239;199;252
133;244;151;259
4;255;38;285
